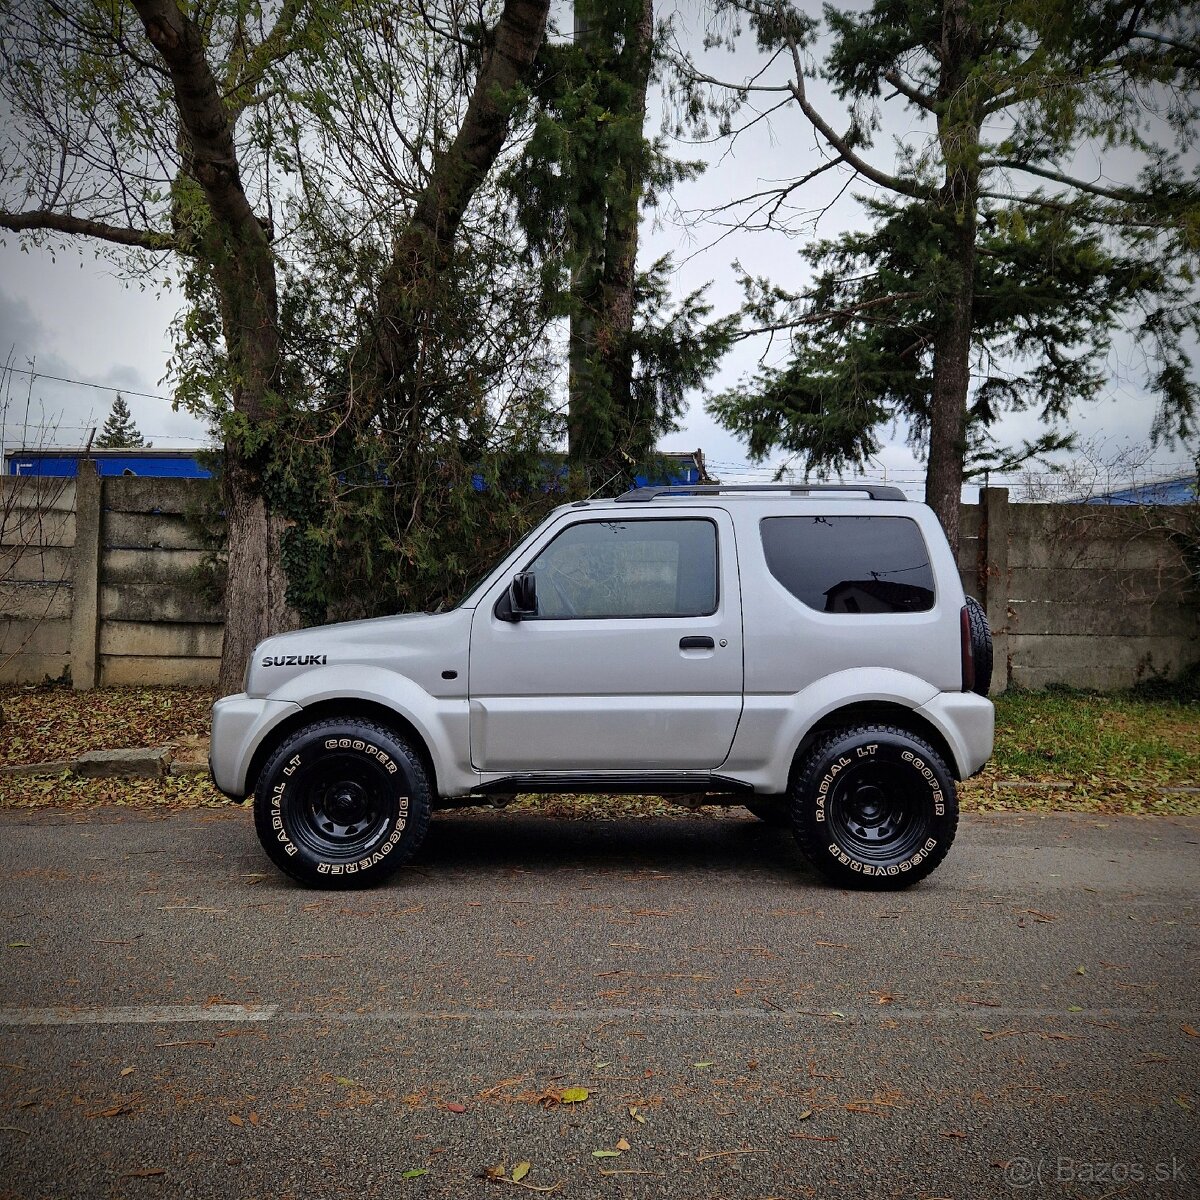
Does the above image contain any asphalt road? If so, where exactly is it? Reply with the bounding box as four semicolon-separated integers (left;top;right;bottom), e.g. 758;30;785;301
0;806;1196;1200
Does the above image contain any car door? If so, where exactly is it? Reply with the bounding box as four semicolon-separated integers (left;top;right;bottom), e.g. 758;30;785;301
468;510;743;773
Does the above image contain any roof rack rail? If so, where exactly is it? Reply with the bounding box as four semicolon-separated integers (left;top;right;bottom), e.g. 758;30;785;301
614;483;908;503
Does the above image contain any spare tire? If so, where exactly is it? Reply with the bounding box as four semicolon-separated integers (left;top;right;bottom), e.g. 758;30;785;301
964;595;993;696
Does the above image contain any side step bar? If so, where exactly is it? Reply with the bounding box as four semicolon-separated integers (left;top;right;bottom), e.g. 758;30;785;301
474;773;754;797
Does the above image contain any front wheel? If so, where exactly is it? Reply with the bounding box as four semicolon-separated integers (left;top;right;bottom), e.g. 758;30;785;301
790;725;958;890
253;719;432;888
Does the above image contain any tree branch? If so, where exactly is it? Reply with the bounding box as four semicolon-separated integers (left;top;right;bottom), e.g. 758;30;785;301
781;24;932;200
0;209;175;250
131;0;263;236
882;68;935;111
981;159;1148;202
732;290;924;341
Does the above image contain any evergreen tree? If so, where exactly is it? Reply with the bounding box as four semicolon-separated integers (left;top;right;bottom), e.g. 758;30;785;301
511;1;735;492
682;0;1200;551
95;394;146;449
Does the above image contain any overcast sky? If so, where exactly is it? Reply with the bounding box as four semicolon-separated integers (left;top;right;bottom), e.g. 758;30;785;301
1;1;1196;500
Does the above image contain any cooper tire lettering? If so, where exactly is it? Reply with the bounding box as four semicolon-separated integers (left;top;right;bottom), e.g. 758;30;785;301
254;718;432;890
796;725;958;891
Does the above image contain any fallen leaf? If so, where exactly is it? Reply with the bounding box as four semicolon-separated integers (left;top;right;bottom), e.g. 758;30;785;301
248;1112;260;1127
401;1168;428;1179
628;1106;645;1124
335;1076;361;1088
120;1066;135;1077
1016;908;1057;922
512;1163;531;1183
559;1087;589;1103
86;1103;134;1119
592;1149;621;1158
486;1165;507;1180
615;1138;631;1152
1076;966;1086;975
1182;1024;1198;1038
6;943;30;949
594;1062;611;1068
228;1115;243;1127
443;1102;467;1113
693;1062;713;1069
797;1109;813;1121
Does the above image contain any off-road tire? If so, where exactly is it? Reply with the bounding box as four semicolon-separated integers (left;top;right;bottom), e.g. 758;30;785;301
791;724;958;890
964;595;992;696
253;718;431;889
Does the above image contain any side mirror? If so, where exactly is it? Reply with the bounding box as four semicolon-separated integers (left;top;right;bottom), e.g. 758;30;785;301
499;572;538;622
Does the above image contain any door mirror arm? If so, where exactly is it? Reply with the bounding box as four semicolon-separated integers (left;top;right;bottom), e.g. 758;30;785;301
498;572;538;622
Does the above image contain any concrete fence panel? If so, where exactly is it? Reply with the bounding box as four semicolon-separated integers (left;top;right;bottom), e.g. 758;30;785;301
1;475;1196;692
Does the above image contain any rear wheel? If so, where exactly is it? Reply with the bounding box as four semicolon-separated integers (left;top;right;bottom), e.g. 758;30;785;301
253;719;431;888
790;725;958;889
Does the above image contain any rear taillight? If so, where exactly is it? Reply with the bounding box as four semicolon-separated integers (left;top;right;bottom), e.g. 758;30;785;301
960;604;975;693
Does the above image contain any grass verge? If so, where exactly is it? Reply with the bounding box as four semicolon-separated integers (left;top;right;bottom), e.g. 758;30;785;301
0;683;1196;816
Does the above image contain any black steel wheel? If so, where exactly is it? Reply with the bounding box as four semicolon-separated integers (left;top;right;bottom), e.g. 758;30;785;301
790;725;958;889
253;718;431;888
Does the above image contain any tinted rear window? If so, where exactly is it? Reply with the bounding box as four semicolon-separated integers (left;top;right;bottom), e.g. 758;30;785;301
760;516;935;613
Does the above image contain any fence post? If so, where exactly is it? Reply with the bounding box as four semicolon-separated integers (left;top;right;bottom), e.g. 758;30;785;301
978;486;1009;693
70;461;101;690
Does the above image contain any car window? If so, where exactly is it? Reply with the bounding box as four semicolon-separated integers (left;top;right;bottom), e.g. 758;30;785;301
760;516;935;613
526;518;717;619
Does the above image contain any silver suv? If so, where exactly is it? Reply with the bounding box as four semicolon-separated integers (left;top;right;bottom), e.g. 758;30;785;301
211;484;994;889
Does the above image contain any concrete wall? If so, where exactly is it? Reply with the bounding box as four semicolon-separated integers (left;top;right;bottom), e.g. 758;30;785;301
2;476;1197;692
959;488;1198;692
0;473;76;683
1;465;222;687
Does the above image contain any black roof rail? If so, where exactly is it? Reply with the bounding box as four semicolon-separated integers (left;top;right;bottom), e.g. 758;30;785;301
614;483;908;503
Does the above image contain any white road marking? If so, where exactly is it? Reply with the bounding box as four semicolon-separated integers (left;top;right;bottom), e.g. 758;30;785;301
0;1004;279;1027
0;1003;1193;1027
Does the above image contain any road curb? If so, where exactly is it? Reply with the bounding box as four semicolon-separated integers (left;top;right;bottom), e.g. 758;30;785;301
1;744;208;781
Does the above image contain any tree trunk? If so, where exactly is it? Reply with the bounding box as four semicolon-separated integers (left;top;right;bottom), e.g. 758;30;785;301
925;0;980;556
360;0;551;421
133;0;295;694
925;215;975;555
567;0;654;490
222;465;294;692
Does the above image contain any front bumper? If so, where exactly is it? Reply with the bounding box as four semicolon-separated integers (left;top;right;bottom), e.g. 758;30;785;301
209;694;302;799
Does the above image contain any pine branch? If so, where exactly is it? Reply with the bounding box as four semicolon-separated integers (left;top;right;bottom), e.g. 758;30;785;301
781;27;933;200
0;209;175;250
981;160;1147;202
882;68;935;111
733;291;924;341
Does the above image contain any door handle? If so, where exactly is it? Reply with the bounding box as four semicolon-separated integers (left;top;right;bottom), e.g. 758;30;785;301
679;635;715;650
